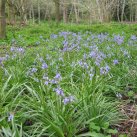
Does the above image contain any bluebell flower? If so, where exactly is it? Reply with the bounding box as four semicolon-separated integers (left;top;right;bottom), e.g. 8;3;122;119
105;65;110;72
17;47;25;53
50;79;57;84
44;81;49;85
89;51;97;58
50;34;58;39
54;87;65;97
10;47;15;52
113;59;119;65
54;73;62;81
114;35;124;45
31;68;38;73
78;60;83;66
42;63;48;69
131;35;136;40
95;59;101;66
8;112;14;122
83;62;89;69
89;73;94;80
63;96;75;105
100;65;110;75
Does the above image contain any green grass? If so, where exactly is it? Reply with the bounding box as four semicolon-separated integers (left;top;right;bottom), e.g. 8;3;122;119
0;22;137;136
0;22;137;46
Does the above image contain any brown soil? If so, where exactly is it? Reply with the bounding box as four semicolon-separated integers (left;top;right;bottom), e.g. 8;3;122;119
113;103;137;137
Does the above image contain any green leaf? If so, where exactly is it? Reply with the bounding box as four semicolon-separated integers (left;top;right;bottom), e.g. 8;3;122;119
107;129;118;134
90;123;100;132
119;134;128;137
127;91;134;97
41;116;64;137
78;132;105;137
102;122;109;129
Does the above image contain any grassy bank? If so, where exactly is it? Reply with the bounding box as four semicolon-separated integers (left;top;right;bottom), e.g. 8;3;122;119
0;22;137;136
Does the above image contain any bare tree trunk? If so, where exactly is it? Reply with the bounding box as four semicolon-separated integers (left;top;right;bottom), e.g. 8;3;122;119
121;0;126;22
135;4;137;21
53;0;60;22
117;0;120;22
96;0;102;22
73;0;79;23
0;0;6;39
29;7;32;20
38;0;40;24
129;1;134;22
63;0;67;23
32;4;35;24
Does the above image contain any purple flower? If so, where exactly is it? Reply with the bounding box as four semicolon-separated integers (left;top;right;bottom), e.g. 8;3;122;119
89;51;97;58
95;59;101;66
17;47;25;53
50;34;58;39
114;35;124;45
10;47;15;52
43;75;50;85
78;60;83;66
8;112;14;122
31;68;38;73
54;87;65;97
54;73;62;81
105;65;110;72
113;59;119;65
10;47;25;54
83;62;89;69
50;79;57;84
89;73;94;80
63;96;75;105
100;65;110;75
131;35;136;40
44;81;49;85
42;63;48;69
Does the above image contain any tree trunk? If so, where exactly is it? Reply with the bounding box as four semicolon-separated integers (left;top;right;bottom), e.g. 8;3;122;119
0;0;6;39
38;0;40;24
117;0;120;22
63;1;67;23
54;0;60;22
135;4;137;21
121;0;126;22
73;0;79;23
32;4;35;24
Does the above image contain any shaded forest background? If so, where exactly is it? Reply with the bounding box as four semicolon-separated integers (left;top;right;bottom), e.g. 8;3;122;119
0;0;137;38
4;0;137;23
